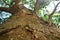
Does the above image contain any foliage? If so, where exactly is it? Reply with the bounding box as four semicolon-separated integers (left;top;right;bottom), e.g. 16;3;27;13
52;14;60;28
0;0;13;24
23;0;36;10
0;0;15;8
38;8;60;28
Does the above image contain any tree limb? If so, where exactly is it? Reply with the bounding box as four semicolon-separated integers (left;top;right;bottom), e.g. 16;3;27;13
48;2;60;26
49;2;60;19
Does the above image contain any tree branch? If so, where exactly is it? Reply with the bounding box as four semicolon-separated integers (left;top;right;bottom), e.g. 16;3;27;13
48;2;60;26
0;0;22;14
49;2;60;19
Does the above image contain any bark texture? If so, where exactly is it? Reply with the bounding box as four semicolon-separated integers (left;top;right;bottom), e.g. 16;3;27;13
0;0;60;40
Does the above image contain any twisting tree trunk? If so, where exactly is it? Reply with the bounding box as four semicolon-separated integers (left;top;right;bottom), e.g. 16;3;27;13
0;0;60;40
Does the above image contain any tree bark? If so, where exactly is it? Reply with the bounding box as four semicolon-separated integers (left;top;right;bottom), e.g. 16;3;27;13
0;0;60;40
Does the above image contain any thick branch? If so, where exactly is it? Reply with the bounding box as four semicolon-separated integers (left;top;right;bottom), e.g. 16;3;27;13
0;7;11;12
0;0;22;14
0;4;21;14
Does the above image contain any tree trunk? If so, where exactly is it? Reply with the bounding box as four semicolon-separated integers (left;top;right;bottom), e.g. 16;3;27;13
0;0;60;40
